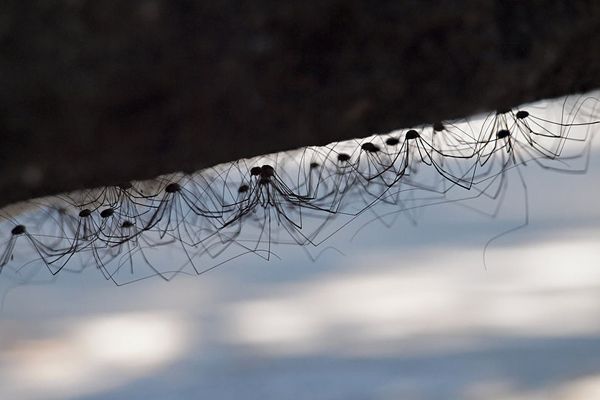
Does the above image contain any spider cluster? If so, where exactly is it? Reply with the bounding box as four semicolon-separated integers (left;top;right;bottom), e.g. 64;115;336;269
1;94;598;285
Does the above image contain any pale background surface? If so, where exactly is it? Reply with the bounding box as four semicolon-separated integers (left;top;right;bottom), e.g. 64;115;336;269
1;134;600;400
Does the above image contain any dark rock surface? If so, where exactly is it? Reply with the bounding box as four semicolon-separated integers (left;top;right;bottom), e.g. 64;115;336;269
1;0;600;206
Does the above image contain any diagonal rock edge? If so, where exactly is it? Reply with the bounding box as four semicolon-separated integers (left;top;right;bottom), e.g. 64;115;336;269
1;0;600;207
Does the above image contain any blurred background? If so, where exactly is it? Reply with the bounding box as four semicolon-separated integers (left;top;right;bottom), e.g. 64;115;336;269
0;124;599;400
2;2;600;397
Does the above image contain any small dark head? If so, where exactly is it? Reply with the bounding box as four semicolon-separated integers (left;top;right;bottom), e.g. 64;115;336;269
385;137;399;146
405;130;420;140
11;225;26;235
238;184;249;193
261;165;275;178
118;182;133;190
516;110;529;119
496;129;511;139
165;182;181;193
257;165;275;185
121;220;134;229
337;153;351;162
433;122;445;132
79;209;92;218
100;208;114;218
361;142;380;153
250;166;262;176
